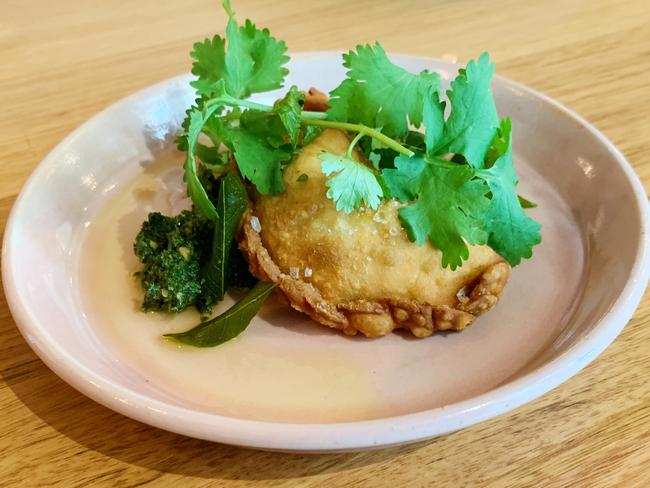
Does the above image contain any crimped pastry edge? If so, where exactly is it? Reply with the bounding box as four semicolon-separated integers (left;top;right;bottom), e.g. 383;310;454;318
238;207;511;338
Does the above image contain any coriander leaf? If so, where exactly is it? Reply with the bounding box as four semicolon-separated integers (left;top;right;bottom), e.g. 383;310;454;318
201;171;248;304
437;53;499;167
485;118;511;167
477;123;541;265
358;137;401;170
381;154;426;201
182;80;229;220
423;89;445;153
190;36;226;83
230;127;290;195
273;86;303;147
195;143;228;169
327;79;379;129
487;121;539;209
398;164;489;269
176;132;189;152
237;86;303;149
165;281;276;347
320;151;383;214
361;135;411;170
190;79;226;98
183;108;220;221
189;2;288;99
300;125;322;146
223;7;289;98
176;96;211;151
327;43;441;138
239;110;287;148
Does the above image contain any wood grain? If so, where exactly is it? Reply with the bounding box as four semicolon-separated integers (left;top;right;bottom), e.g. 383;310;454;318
1;0;650;486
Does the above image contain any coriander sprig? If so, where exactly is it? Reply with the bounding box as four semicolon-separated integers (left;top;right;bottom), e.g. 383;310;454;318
179;1;541;270
199;90;415;156
302;119;414;157
203;93;327;120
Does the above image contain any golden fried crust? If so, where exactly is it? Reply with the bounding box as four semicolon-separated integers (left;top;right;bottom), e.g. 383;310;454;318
238;129;511;338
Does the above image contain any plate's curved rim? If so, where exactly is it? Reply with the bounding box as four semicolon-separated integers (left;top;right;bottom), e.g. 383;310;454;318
3;52;649;452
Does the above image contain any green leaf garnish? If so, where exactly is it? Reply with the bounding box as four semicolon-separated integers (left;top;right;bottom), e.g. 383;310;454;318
327;43;442;138
381;154;426;202
476;120;542;265
320;152;383;214
190;36;226;84
422;90;445;153
397;163;490;269
236;86;303;149
201;171;248;303
194;143;228;170
222;1;289;98
176;2;541;274
183;106;222;221
273;86;303;147
485;117;511;167
229;127;290;195
164;281;276;347
436;52;499;167
131;2;549;350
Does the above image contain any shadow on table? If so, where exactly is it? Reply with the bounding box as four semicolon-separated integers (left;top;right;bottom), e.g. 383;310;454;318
0;296;435;481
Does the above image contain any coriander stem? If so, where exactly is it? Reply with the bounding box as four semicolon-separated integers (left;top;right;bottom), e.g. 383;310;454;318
205;96;272;113
346;132;365;158
300;111;328;120
301;119;415;157
203;95;413;157
205;96;327;119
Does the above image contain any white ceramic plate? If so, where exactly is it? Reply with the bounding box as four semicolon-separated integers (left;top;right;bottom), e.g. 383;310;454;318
3;53;649;452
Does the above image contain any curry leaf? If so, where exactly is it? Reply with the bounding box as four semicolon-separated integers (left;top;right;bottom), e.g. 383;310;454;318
164;281;276;347
201;171;248;303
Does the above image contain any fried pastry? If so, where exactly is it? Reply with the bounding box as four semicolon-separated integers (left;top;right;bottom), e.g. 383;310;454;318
239;129;510;337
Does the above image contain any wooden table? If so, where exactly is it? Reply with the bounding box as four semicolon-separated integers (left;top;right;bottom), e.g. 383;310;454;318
2;0;649;485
